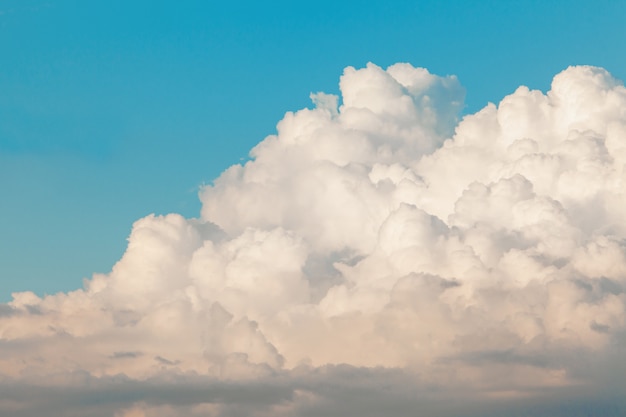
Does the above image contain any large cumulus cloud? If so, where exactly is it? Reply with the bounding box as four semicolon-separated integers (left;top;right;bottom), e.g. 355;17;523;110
1;63;626;416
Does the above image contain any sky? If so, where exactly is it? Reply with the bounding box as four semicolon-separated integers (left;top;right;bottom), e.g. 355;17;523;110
2;0;625;298
1;1;626;416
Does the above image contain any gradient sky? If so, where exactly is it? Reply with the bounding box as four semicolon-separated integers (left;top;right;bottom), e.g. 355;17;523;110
1;0;625;300
3;2;626;416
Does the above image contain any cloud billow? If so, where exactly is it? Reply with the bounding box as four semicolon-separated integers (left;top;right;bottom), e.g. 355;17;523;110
1;63;625;416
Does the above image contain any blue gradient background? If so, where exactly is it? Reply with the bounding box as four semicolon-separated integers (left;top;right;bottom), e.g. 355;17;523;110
1;0;625;299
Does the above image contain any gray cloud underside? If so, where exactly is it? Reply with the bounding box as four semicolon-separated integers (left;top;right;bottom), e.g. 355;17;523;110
1;366;625;417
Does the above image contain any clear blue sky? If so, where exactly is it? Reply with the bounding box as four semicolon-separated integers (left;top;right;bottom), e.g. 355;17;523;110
1;0;625;300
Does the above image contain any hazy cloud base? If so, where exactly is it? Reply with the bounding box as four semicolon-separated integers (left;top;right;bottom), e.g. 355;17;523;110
2;63;626;416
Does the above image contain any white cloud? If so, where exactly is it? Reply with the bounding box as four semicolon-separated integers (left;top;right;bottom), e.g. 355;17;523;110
1;62;626;416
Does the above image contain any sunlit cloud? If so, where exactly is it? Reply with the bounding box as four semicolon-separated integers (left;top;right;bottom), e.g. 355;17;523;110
1;63;625;416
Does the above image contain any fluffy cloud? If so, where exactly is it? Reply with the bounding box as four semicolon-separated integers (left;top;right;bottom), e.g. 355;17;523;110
1;63;626;416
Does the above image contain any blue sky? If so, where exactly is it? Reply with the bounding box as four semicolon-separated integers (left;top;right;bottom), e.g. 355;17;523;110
1;0;625;300
3;2;626;415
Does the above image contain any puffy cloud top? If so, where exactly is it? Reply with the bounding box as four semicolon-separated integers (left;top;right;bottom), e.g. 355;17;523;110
2;63;626;417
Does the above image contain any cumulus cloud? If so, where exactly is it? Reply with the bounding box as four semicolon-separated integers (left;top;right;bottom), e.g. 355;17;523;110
1;62;626;416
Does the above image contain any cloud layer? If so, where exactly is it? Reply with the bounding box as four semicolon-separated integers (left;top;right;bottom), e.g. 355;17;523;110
2;63;626;416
